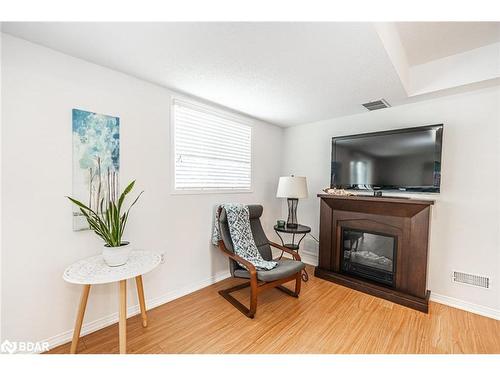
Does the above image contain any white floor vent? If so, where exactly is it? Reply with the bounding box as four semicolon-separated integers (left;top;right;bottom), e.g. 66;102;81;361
452;271;490;289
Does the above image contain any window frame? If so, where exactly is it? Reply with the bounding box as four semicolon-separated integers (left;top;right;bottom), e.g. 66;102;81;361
170;96;255;195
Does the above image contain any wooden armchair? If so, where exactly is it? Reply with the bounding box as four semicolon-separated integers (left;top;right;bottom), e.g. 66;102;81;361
216;205;306;318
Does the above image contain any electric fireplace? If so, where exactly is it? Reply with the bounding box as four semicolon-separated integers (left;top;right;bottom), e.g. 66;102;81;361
341;228;396;287
315;194;434;312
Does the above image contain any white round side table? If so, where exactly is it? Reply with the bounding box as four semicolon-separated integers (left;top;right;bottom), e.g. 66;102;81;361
63;250;161;354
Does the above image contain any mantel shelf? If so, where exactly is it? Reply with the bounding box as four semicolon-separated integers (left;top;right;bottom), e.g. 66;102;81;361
317;193;435;206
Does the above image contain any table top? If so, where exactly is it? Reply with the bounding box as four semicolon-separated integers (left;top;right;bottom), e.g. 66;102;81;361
274;224;311;234
63;250;162;285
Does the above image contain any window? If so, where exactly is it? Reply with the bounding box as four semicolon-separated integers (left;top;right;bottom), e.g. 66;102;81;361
172;98;252;192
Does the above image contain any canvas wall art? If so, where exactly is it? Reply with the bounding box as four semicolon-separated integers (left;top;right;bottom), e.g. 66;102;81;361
72;108;120;230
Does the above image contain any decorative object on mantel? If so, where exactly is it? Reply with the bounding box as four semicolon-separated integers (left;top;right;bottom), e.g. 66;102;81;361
322;187;356;196
67;180;144;267
276;175;308;228
72;108;120;231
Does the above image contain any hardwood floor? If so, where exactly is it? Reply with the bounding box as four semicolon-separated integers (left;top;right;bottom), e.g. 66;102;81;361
47;266;500;354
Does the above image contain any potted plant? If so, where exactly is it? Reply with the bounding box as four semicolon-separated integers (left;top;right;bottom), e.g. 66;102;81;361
67;180;143;266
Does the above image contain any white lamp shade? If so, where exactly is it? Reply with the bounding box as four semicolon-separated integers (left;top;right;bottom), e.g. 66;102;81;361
276;176;308;199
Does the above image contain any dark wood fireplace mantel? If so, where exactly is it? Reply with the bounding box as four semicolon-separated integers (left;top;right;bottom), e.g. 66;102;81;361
315;194;434;312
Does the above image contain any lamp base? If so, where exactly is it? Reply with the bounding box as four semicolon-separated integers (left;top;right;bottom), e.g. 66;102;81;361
286;198;299;228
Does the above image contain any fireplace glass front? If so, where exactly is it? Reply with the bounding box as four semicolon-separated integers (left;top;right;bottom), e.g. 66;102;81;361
341;228;396;287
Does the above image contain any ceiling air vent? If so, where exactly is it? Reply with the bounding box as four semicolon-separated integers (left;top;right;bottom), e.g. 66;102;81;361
452;271;490;289
362;99;391;111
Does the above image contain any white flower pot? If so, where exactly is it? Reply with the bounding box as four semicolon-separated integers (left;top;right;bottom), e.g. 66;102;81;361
102;242;132;267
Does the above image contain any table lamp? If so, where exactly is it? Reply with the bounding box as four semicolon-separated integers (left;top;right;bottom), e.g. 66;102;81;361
276;175;308;228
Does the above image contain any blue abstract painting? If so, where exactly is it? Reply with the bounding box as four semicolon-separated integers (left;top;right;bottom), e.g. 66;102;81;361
72;109;120;230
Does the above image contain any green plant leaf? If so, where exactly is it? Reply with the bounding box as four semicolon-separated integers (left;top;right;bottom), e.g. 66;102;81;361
68;180;143;248
80;209;107;241
127;191;144;214
67;196;94;214
118;180;135;211
99;197;105;216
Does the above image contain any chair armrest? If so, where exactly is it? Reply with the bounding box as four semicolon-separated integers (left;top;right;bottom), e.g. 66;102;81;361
217;240;257;275
269;241;301;261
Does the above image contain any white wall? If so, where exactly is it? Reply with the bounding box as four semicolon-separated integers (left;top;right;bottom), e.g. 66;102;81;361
0;34;283;347
281;86;500;318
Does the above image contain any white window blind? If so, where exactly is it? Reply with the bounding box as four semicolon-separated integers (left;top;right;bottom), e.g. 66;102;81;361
173;99;252;191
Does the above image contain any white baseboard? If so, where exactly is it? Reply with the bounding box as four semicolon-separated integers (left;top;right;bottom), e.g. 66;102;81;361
43;270;231;352
300;250;318;266
430;292;500;320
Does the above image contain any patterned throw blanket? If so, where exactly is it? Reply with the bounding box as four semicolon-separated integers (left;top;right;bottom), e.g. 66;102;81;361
212;204;277;271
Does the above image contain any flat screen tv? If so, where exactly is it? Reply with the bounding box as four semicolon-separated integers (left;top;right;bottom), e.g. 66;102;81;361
331;124;443;193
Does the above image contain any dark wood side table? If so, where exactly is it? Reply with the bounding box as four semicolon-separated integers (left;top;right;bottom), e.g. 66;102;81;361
273;224;311;281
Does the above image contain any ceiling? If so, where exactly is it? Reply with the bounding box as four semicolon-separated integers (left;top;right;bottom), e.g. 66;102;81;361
396;22;500;66
2;22;499;127
1;22;409;126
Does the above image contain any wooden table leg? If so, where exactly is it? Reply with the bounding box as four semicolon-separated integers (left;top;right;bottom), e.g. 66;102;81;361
119;280;127;354
70;284;91;354
135;275;148;328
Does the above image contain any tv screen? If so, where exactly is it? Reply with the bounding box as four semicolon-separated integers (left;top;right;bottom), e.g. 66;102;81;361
331;125;443;192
